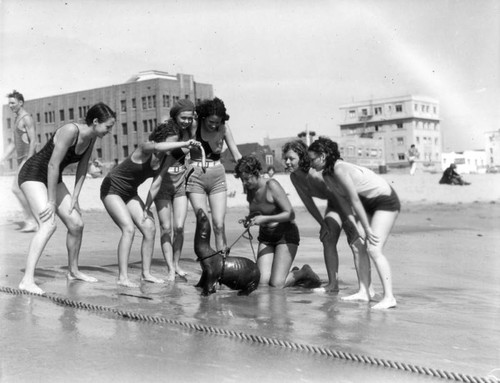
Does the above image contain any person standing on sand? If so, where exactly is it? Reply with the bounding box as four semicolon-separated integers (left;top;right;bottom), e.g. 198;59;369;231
18;102;116;295
408;144;419;176
308;137;399;309
282;140;371;294
0;90;38;232
234;155;321;289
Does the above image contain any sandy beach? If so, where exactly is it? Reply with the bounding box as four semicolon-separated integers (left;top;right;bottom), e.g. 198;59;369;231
1;170;499;382
1;170;499;223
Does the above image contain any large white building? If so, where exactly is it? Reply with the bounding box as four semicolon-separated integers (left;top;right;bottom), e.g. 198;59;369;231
485;129;500;169
338;95;442;168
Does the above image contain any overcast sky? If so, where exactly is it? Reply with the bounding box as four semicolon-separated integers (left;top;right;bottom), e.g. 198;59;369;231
1;0;499;151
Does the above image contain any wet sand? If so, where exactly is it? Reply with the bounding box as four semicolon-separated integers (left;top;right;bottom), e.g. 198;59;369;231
1;173;499;382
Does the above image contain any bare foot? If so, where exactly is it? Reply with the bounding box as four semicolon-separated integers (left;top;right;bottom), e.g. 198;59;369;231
341;291;371;302
67;271;98;282
371;297;397;309
166;271;176;282
117;278;139;288
320;283;339;293
141;274;164;284
19;280;45;295
175;267;187;278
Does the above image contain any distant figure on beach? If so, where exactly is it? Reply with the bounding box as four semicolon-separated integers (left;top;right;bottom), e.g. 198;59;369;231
87;158;103;178
100;122;201;287
234;155;321;288
308;137;399;309
17;102;116;295
154;99;196;281
0;90;38;232
282;140;367;293
408;144;419;176
439;163;471;185
186;97;242;251
263;165;275;179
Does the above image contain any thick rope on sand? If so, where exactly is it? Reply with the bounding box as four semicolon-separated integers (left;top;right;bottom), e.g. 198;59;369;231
0;286;497;383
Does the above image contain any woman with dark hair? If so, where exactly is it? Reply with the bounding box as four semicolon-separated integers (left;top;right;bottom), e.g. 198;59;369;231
18;102;116;295
235;155;321;288
186;97;241;251
154;99;196;280
282;140;366;293
101;122;200;288
308;137;399;309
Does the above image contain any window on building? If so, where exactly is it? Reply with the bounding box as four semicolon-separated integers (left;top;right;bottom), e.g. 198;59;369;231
421;104;425;112
142;97;147;110
433;106;437;114
425;105;429;112
397;137;404;145
395;104;403;112
370;149;379;157
387;105;393;113
163;95;171;107
152;95;156;108
398;153;405;160
132;98;136;109
122;123;128;135
397;123;403;129
348;110;356;118
123;146;129;158
147;96;152;109
44;112;48;123
361;109;368;116
96;148;102;158
414;104;418;111
45;133;50;141
113;135;117;145
185;94;190;100
133;121;137;132
375;125;380;132
149;119;153;132
69;108;74;120
121;100;127;112
365;149;370;157
37;134;41;143
374;107;382;115
36;113;40;123
358;149;363;157
143;120;148;132
265;154;273;165
59;109;65;121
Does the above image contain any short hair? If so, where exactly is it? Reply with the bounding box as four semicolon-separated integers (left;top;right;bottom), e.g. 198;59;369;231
234;155;262;179
307;136;342;176
196;97;230;123
7;90;24;103
282;140;310;171
85;102;116;125
149;121;180;143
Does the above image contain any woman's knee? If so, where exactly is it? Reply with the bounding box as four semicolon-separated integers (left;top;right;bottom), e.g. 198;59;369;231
142;221;156;240
67;218;84;236
173;226;184;238
366;244;383;261
40;220;58;235
159;222;172;237
121;224;136;238
212;221;225;235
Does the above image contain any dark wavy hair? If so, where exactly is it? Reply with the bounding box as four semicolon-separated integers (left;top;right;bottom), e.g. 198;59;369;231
282;140;311;171
234;155;262;179
7;90;24;103
85;102;116;126
149;121;180;143
196;97;230;123
307;136;342;176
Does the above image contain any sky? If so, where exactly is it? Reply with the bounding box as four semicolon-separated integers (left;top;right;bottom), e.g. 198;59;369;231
1;0;499;152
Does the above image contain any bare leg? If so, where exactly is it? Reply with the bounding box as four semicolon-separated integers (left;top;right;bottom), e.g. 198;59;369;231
12;173;37;232
208;191;227;251
256;244;274;286
18;182;57;294
102;194;139;288
171;195;188;277
155;198;175;281
368;210;398;309
320;214;342;292
127;197;163;284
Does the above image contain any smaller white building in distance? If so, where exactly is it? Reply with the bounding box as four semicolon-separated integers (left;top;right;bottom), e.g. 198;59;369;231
441;150;487;174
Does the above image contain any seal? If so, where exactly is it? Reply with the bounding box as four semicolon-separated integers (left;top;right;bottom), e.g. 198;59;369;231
194;209;260;296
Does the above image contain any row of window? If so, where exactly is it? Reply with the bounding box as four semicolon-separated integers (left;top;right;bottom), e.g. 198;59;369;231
349;102;437;119
119;119;157;135
120;94;193;112
340;146;383;158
